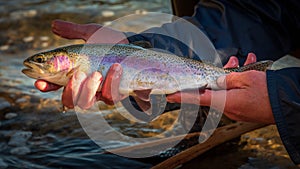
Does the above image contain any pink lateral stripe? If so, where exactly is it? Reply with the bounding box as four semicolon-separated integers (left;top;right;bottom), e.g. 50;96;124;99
53;55;71;71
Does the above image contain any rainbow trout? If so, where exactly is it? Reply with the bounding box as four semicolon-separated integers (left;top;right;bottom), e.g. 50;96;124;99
22;44;272;101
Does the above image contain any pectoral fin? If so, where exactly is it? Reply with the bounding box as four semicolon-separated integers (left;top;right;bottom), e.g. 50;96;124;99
120;94;167;122
132;96;152;115
133;94;167;117
133;89;152;102
66;66;80;78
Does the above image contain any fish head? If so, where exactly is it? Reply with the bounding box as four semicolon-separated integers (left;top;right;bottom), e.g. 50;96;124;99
22;49;76;86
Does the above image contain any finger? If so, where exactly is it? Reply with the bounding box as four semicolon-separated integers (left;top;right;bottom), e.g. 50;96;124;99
167;88;240;118
62;79;75;109
52;19;102;41
223;56;239;68
77;72;102;109
34;80;61;92
100;63;123;105
244;53;257;65
167;89;210;105
62;71;87;108
166;92;182;103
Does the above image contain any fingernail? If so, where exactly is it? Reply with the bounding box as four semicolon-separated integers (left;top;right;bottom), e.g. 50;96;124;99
217;75;226;86
230;57;238;67
248;53;256;62
113;64;121;72
112;64;122;78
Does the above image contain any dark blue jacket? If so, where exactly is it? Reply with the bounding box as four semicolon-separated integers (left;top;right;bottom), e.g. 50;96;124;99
125;0;300;164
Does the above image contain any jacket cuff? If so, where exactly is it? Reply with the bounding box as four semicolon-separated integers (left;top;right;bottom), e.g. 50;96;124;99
267;70;300;164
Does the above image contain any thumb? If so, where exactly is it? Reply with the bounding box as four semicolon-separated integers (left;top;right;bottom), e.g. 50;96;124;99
216;72;244;89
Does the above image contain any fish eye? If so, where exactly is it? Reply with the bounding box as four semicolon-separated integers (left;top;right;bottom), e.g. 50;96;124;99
34;55;45;63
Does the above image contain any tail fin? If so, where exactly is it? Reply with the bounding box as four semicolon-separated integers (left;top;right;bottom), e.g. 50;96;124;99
224;60;273;73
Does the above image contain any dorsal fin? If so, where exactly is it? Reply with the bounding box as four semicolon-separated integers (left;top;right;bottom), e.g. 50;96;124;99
131;41;153;48
133;89;152;102
224;60;273;73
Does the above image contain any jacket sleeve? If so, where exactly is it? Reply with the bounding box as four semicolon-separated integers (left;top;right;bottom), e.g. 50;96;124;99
267;68;300;164
126;0;300;65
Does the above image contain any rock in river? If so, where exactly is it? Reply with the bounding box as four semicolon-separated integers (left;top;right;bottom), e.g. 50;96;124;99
10;146;31;155
0;158;8;169
0;98;10;110
8;131;32;147
4;113;18;120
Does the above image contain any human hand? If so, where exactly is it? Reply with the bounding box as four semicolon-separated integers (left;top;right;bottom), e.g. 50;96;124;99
51;19;129;44
35;20;128;109
61;63;126;109
167;53;275;124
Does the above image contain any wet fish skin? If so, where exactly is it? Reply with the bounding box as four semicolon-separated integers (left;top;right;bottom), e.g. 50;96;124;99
22;44;273;97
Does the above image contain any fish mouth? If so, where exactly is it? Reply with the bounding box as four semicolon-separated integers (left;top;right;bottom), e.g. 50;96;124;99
22;61;69;86
22;61;45;79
